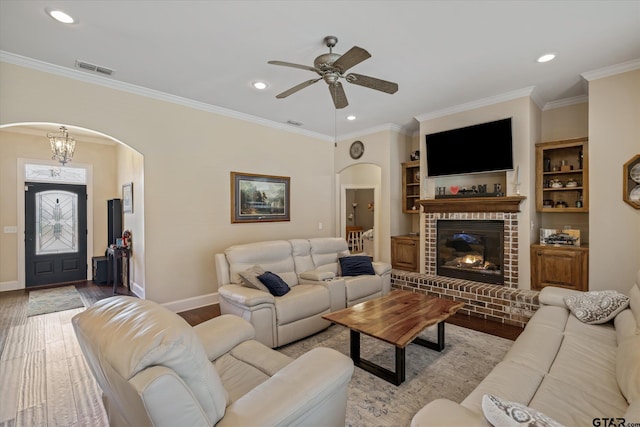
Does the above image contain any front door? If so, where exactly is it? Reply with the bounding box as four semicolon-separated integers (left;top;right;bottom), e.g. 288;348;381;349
25;182;87;287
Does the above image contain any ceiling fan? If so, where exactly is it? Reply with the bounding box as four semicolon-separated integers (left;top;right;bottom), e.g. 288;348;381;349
268;36;398;109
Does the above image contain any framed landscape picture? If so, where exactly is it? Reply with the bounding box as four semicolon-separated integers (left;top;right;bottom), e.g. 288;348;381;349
231;172;290;223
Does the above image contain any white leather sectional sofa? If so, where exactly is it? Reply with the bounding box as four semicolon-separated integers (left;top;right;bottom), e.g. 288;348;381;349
215;237;391;348
412;270;640;426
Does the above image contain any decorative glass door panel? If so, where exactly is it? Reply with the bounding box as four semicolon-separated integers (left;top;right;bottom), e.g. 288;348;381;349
35;190;78;255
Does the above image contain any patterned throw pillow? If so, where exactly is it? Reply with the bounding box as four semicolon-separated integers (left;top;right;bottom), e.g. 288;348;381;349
564;290;630;324
238;265;269;292
482;394;564;427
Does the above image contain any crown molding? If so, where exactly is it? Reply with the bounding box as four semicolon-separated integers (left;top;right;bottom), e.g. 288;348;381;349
414;86;537;123
338;122;412;141
0;51;332;142
542;95;589;111
581;58;640;81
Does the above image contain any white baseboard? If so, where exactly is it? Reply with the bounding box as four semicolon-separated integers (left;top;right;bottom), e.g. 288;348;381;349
0;281;21;292
162;292;219;313
130;281;144;299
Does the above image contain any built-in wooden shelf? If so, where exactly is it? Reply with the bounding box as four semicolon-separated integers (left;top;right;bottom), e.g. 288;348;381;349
417;196;526;213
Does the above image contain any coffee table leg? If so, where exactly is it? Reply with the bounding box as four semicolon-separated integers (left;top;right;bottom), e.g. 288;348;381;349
349;330;405;386
412;322;446;352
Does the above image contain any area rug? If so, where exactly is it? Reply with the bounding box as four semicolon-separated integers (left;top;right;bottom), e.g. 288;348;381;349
278;323;512;427
27;285;85;317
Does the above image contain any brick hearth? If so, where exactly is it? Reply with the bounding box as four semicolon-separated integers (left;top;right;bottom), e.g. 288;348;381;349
391;272;539;328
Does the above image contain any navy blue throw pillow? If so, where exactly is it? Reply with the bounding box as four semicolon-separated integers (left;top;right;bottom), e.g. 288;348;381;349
257;271;291;296
339;256;375;277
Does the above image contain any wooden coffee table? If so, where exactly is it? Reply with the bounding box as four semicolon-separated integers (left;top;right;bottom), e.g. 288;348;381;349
322;289;464;385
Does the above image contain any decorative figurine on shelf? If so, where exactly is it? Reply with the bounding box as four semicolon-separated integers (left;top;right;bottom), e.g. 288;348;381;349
122;229;132;249
578;150;583;170
410;150;420;161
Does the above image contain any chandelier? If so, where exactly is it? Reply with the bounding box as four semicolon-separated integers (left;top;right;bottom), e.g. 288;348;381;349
47;126;76;165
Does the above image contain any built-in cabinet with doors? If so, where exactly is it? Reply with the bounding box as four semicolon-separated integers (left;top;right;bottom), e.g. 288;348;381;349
531;137;589;291
391;235;419;272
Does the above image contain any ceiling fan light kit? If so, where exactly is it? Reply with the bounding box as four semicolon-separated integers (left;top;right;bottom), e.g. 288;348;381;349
269;36;398;109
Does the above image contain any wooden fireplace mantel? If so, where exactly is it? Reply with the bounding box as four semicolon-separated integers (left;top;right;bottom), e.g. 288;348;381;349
417;196;526;213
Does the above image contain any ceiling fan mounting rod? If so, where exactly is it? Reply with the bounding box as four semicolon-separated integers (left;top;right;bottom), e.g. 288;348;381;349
324;35;338;52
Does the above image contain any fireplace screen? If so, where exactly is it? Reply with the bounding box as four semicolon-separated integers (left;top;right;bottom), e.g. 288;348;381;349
437;220;504;285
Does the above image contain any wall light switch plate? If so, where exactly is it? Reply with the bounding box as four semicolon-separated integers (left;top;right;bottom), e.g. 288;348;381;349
3;226;17;233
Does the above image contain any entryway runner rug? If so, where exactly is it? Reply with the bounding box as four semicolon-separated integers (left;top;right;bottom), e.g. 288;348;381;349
278;323;513;427
27;285;85;317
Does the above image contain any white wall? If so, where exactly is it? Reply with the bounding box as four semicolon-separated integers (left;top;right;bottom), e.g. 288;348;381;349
587;69;640;292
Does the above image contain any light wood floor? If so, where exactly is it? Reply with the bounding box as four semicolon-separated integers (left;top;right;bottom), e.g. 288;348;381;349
0;281;522;426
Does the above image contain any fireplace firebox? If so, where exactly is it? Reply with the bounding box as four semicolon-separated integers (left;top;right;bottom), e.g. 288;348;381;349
436;220;504;285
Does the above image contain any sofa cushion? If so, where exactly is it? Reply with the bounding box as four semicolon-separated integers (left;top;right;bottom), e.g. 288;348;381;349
339;255;375;276
238;265;269;292
308;237;349;274
274;284;330;325
564;290;629;324
617;335;640;402
258;271;291;296
344;275;382;303
481;394;564;427
225;240;298;287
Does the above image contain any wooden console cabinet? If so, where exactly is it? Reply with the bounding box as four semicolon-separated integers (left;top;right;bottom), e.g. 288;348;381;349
391;235;419;272
530;244;588;291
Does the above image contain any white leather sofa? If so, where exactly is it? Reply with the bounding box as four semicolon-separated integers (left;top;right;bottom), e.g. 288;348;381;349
72;296;354;427
215;237;392;348
411;270;640;426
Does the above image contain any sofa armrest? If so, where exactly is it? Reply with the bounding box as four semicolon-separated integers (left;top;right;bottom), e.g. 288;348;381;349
129;366;215;427
539;286;583;308
411;399;487;426
217;347;354;427
193;314;255;361
218;284;275;307
372;261;392;276
299;270;335;281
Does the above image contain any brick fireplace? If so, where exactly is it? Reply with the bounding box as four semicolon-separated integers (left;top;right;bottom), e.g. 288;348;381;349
391;197;540;328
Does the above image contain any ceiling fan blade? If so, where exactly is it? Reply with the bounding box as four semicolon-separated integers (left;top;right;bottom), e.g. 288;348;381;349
346;73;398;94
268;60;320;74
275;78;321;99
332;46;371;73
329;82;348;109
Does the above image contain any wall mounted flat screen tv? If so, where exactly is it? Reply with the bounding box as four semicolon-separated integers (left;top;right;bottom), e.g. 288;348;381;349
425;118;513;177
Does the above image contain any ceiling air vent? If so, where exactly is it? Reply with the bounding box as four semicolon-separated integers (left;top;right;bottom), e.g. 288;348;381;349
75;60;115;76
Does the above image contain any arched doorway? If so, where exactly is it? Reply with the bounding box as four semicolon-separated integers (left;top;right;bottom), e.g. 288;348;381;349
0;123;144;293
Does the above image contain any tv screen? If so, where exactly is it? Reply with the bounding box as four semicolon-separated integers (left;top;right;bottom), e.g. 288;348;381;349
425;118;513;177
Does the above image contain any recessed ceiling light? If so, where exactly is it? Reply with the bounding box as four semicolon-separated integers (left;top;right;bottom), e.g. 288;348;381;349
46;9;75;24
346;115;357;121
537;53;557;63
252;81;268;90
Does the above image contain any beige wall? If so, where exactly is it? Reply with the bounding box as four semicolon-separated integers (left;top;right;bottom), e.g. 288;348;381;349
0;129;118;286
0;62;337;305
587;69;640;292
418;96;535;289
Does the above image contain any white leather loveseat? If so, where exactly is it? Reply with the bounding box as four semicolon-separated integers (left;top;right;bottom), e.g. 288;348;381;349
215;237;392;348
411;270;640;426
73;296;354;427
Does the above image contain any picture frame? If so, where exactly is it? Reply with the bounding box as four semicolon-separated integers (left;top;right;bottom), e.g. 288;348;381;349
122;182;133;214
231;172;290;223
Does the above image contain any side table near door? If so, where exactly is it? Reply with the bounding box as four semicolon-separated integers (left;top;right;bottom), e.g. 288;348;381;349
106;246;130;294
